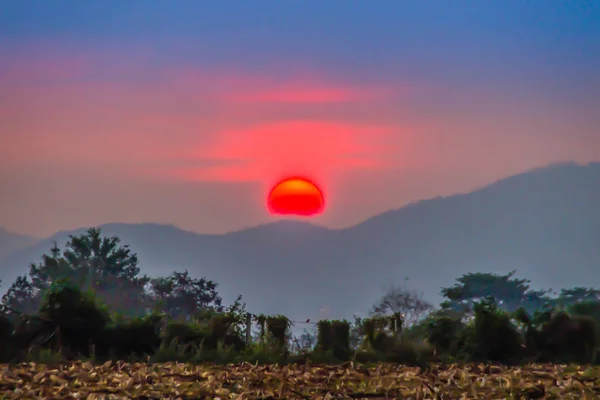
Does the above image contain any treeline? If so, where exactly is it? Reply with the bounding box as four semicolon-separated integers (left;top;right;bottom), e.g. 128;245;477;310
2;228;223;318
1;228;600;366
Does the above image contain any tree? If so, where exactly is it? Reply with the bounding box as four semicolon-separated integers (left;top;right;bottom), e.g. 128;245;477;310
554;287;600;308
3;228;150;316
370;284;433;326
440;271;550;316
463;298;525;363
1;275;37;314
148;270;223;319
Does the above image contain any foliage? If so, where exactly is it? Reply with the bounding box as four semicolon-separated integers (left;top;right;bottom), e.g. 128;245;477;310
555;288;600;307
291;328;316;354
4;291;600;367
223;294;248;338
2;230;600;368
536;311;597;364
1;275;37;314
40;279;110;331
96;313;164;360
315;319;351;361
3;229;149;316
425;315;464;355
458;298;524;364
0;313;15;362
568;299;600;322
441;271;551;316
149;270;223;319
253;314;267;344
265;315;291;349
370;284;433;326
38;279;110;358
162;320;206;350
316;320;333;352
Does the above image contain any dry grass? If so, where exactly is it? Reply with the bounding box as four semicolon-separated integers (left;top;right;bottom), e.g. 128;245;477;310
1;361;600;399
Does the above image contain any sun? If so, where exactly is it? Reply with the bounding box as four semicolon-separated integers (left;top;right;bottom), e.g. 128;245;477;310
267;177;325;216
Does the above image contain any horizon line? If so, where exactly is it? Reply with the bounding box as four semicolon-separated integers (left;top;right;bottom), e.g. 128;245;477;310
3;160;598;240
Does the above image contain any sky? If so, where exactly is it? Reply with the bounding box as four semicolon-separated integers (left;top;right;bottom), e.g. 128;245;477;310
1;0;599;237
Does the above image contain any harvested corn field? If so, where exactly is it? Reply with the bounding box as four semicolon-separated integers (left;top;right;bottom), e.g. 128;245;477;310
1;361;600;399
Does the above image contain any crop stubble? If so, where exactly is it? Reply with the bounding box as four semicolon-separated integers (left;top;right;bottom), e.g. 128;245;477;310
0;361;599;399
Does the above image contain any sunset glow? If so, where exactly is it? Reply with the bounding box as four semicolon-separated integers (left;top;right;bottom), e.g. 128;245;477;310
1;1;599;236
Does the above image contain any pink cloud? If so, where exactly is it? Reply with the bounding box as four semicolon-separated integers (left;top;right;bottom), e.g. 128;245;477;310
153;120;399;185
0;48;409;187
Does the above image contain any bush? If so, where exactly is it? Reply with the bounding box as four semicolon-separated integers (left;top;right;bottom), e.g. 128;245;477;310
426;315;464;355
459;299;524;364
0;314;15;361
38;279;110;358
331;320;351;360
384;340;433;366
162;314;245;355
360;317;392;352
162;320;206;350
265;315;290;349
317;321;333;351
8;282;600;366
537;311;596;364
316;320;351;361
96;314;163;360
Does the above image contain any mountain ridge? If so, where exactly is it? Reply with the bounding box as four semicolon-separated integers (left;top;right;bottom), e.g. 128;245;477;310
5;160;594;239
1;161;599;321
0;227;40;262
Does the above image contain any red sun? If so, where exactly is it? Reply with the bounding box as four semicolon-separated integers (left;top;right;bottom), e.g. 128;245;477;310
267;177;325;216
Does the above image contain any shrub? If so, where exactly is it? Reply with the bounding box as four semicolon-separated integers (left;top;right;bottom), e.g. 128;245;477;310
316;321;333;352
162;314;245;355
537;311;596;364
459;299;524;364
568;300;600;322
331;320;351;359
265;315;290;349
253;314;267;345
38;279;110;357
426;315;464;355
384;340;433;367
162;320;206;350
10;314;59;360
96;314;163;360
316;320;351;361
0;314;15;361
361;316;391;351
208;314;246;352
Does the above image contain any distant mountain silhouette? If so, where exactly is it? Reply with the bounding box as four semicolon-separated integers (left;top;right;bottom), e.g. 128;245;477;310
0;228;39;262
1;161;599;321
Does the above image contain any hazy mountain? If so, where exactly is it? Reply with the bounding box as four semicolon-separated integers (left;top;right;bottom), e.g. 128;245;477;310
1;161;599;322
0;228;39;262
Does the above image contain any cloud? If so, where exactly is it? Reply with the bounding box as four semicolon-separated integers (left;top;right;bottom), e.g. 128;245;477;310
0;47;407;186
155;120;398;184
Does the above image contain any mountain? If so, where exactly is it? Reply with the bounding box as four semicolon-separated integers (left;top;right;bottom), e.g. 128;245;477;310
0;227;39;262
1;161;599;322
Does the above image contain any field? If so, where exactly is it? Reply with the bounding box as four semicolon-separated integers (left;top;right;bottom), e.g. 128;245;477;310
1;361;600;399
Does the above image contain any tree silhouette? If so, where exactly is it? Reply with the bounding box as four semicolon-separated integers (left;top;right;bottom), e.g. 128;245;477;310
440;271;551;315
554;287;600;307
1;275;37;314
370;284;433;326
148;270;223;320
3;228;149;316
